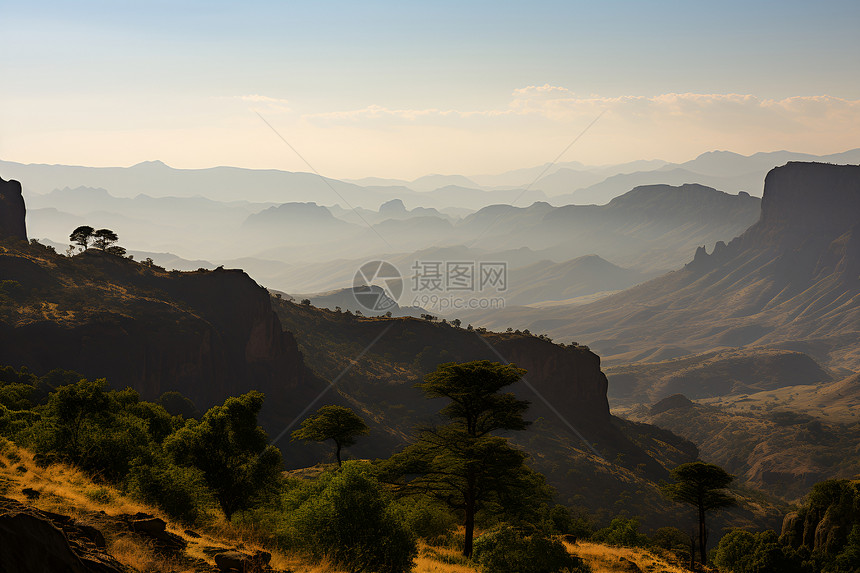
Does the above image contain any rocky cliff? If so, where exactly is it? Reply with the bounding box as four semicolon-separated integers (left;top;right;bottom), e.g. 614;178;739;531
0;176;27;241
0;244;334;464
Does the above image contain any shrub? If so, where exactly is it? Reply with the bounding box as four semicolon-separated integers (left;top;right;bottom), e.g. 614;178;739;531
652;526;691;560
545;504;593;539
290;462;416;573
472;525;590;573
592;516;650;548
128;458;213;525
713;529;810;573
394;496;457;543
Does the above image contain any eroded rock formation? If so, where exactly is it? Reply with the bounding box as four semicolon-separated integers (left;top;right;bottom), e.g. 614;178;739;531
0;176;27;242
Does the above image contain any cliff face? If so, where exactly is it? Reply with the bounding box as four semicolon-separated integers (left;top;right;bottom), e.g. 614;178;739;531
491;335;610;423
749;162;860;249
0;248;331;449
0;176;27;241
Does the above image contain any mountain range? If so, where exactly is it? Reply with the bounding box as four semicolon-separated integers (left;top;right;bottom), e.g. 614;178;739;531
462;162;860;377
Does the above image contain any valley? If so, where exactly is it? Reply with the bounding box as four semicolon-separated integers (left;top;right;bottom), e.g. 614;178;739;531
1;155;859;572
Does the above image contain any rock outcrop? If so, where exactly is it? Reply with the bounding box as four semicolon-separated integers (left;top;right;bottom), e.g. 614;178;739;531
0;496;124;573
0;176;27;241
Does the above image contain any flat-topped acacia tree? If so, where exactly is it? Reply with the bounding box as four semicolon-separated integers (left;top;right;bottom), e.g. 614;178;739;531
292;405;370;467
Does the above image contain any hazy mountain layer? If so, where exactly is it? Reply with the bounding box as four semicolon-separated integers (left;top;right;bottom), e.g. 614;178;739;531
547;149;860;205
464;162;860;372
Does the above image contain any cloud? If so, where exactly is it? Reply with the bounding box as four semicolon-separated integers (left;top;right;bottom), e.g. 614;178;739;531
228;94;292;114
301;88;860;133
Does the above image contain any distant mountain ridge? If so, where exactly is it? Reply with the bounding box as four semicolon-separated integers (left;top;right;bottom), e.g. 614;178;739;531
465;162;860;371
546;148;860;205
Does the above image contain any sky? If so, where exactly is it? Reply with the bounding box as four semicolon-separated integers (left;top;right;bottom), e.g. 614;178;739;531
2;0;859;180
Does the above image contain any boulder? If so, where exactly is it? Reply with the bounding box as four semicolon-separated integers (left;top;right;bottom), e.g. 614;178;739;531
0;496;123;573
122;513;187;552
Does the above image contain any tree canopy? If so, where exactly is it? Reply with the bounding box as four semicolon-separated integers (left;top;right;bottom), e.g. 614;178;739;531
291;404;369;466
166;390;282;520
69;226;95;250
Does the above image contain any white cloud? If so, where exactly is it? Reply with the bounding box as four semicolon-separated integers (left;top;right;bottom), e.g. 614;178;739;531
302;88;860;131
228;94;292;114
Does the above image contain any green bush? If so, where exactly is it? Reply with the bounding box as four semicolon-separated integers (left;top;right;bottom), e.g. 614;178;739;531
289;462;416;573
591;516;650;548
714;530;810;573
833;524;860;572
394;496;457;543
545;504;593;539
651;526;691;560
472;525;590;573
128;458;213;525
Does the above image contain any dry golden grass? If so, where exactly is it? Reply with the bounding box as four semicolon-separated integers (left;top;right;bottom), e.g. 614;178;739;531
413;545;477;573
572;541;693;573
0;440;327;572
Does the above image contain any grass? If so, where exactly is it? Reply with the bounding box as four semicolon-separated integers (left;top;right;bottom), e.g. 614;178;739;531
0;440;315;572
572;541;698;573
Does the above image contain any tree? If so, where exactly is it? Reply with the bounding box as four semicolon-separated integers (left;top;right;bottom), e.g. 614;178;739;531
35;377;110;463
69;225;95;251
386;360;541;557
92;228;119;250
33;378;175;482
292;405;369;466
417;361;530;438
104;245;126;257
165;391;282;520
662;461;735;565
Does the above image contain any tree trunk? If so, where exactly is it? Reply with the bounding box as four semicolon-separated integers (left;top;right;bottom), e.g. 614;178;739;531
698;505;707;565
463;473;477;557
335;440;342;467
463;497;476;557
689;530;696;569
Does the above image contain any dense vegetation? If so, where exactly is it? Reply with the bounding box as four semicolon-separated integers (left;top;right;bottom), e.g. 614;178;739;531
0;362;600;572
3;361;857;572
